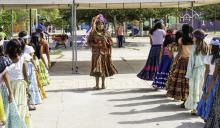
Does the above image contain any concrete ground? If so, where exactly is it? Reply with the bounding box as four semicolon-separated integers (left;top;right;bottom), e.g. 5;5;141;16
31;38;205;128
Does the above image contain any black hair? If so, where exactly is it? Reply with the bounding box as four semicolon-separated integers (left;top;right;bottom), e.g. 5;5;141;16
30;32;41;59
150;23;163;35
18;38;26;53
182;24;193;45
163;29;175;47
211;45;220;64
5;39;22;59
193;29;207;55
175;30;183;45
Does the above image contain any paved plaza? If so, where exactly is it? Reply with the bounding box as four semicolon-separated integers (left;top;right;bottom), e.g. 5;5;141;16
31;38;205;128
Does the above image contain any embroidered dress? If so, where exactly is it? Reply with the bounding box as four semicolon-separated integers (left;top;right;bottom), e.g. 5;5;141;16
88;32;118;77
185;46;206;110
152;47;173;89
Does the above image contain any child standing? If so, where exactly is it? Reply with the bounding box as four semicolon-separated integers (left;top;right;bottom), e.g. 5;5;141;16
184;30;207;115
137;20;166;81
5;39;32;128
204;38;220;128
152;30;175;89
197;38;220;121
166;24;194;106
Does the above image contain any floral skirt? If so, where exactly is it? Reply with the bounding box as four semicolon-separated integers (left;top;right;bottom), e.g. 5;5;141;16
152;55;172;89
28;62;42;105
166;57;189;101
1;84;27;128
10;80;32;128
197;75;218;120
137;45;161;81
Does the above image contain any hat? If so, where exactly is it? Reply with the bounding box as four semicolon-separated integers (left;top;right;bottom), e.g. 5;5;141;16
210;38;220;46
36;23;45;31
154;19;164;24
18;31;30;39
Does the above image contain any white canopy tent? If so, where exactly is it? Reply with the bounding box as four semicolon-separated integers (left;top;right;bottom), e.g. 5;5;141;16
1;0;220;9
1;0;220;73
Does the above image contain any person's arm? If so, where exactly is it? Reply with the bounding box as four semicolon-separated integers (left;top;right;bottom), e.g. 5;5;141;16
203;63;218;100
45;43;51;68
22;61;29;84
40;45;48;69
149;36;152;46
203;64;210;89
2;72;13;103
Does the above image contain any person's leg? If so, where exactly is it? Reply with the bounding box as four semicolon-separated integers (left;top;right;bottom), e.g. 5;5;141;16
101;76;106;89
117;36;120;48
95;77;100;90
120;36;123;47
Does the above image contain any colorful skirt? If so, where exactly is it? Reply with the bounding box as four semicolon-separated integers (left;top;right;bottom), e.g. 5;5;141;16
0;93;6;125
28;62;42;105
197;75;218;120
0;84;27;128
90;53;118;77
152;55;172;89
39;59;50;86
35;71;47;100
137;45;161;81
204;79;220;128
166;57;189;101
10;80;32;128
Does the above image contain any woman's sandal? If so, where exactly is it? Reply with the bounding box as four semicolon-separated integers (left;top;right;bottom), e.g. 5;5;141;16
191;110;197;116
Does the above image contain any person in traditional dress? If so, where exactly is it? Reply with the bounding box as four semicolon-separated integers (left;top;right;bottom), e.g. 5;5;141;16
166;24;194;107
184;29;208;115
137;19;166;81
19;31;42;108
152;29;175;89
31;32;50;86
197;38;220;121
203;38;220;128
87;14;118;89
0;42;27;128
5;39;32;128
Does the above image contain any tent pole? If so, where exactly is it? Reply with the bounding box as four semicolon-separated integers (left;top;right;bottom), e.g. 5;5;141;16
191;1;194;27
29;9;32;35
11;9;13;39
74;2;78;73
71;0;75;73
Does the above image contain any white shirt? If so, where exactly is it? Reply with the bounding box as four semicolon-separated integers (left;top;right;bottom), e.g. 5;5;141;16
204;55;215;75
151;29;166;45
7;57;25;81
24;45;35;55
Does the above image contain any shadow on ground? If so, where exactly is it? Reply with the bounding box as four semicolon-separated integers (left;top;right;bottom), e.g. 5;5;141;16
49;60;146;76
176;122;204;128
